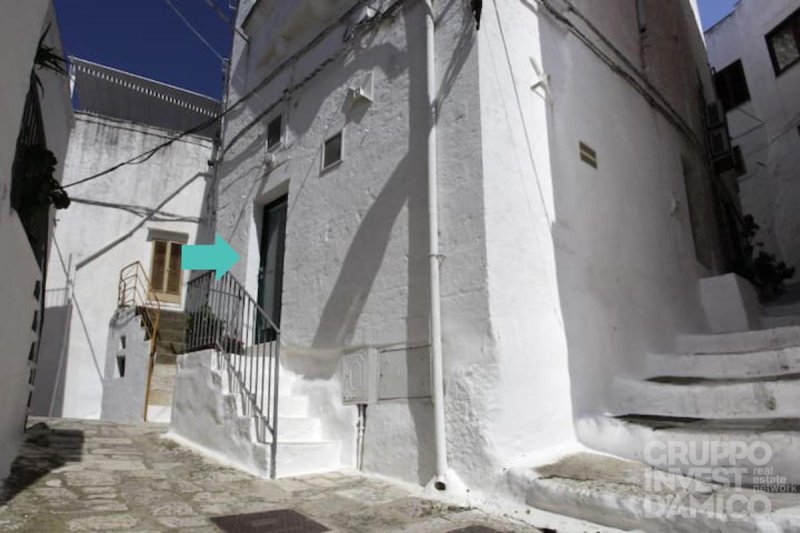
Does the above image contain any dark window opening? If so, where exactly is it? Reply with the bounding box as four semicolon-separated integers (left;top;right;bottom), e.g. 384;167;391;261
116;354;126;378
714;60;751;111
267;115;282;150
11;75;51;270
323;132;343;169
766;7;800;75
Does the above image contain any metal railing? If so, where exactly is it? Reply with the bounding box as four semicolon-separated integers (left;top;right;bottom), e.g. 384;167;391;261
185;271;280;479
44;287;70;308
118;261;162;420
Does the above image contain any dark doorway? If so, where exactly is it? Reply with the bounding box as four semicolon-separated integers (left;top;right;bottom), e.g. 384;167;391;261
257;196;287;342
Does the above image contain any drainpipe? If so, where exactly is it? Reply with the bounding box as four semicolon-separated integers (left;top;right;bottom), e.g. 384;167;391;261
424;0;448;492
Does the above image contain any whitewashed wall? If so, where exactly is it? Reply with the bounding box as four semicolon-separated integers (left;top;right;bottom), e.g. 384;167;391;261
0;0;72;478
481;0;720;463
706;0;800;268
47;113;212;420
216;0;490;485
213;0;722;498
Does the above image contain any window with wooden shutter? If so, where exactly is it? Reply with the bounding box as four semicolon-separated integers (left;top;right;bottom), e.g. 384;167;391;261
149;239;183;303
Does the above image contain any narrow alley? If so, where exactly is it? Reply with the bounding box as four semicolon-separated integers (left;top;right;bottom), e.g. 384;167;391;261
0;418;541;533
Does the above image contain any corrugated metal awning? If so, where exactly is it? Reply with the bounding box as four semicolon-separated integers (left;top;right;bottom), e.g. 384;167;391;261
71;57;221;138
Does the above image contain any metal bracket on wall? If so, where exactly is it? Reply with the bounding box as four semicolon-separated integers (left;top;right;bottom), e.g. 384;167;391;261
529;56;551;101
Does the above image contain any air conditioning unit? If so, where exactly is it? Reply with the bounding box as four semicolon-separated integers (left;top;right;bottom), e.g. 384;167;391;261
348;71;374;106
264;151;276;170
706;101;726;128
707;126;731;158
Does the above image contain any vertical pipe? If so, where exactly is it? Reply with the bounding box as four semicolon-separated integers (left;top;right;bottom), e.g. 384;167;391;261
424;0;448;491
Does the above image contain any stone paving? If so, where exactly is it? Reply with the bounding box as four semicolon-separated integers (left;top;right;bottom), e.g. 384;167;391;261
0;418;541;532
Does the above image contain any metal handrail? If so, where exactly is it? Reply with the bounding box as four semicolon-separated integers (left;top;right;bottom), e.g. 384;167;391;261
117;261;162;421
185;271;281;479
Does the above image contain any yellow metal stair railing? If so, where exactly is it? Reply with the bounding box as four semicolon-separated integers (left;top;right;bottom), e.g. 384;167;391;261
118;261;162;421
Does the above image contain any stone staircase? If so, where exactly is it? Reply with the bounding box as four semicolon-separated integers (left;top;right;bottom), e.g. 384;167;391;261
169;349;341;478
577;325;800;487
145;309;185;423
155;309;186;364
512;317;800;531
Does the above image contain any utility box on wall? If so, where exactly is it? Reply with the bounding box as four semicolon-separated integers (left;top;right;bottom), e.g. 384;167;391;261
341;346;431;405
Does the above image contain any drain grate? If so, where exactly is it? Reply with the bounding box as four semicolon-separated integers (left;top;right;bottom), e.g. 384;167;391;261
210;509;329;533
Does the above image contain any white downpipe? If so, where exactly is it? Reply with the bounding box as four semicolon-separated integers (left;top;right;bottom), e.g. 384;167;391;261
424;0;448;491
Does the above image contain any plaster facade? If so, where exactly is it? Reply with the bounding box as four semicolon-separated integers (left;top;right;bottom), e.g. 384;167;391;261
99;308;151;422
196;0;726;503
0;0;73;478
706;0;800;268
44;113;213;420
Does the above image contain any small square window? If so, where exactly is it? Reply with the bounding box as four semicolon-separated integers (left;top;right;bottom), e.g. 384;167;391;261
323;132;343;170
267;115;282;150
714;59;750;111
766;8;800;75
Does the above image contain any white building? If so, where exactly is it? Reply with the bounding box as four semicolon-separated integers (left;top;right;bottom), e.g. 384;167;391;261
0;0;73;478
706;0;800;268
34;60;218;422
165;0;800;528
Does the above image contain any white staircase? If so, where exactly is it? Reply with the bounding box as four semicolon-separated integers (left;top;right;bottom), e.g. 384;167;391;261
169;349;341;478
580;325;800;486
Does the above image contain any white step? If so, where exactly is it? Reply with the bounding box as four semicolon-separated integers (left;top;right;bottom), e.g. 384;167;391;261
236;415;323;442
271;440;341;477
676;326;800;354
612;374;800;419
277;395;309;418
146;404;172;423
577;415;800;486
173;349;341;479
277;416;323;441
511;448;800;532
644;347;800;379
762;314;800;328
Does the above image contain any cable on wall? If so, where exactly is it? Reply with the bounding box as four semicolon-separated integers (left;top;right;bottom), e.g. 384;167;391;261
532;0;705;154
64;0;405;190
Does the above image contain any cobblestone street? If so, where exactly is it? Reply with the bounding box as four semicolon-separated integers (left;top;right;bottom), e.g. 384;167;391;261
0;418;540;532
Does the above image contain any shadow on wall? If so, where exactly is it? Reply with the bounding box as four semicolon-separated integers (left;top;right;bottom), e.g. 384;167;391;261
0;422;83;504
309;1;440;368
310;0;474;486
531;0;718;420
194;172;217;248
30;304;72;417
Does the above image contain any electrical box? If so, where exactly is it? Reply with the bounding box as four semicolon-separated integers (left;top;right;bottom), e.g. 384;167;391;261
341;345;431;404
341;349;371;404
378;347;431;401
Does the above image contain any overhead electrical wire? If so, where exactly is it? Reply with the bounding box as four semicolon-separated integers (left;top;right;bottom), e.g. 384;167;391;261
533;0;704;153
70;197;202;222
164;0;227;63
64;0;399;190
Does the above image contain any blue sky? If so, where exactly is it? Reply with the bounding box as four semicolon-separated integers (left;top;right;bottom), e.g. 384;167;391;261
54;0;739;101
699;0;739;30
55;0;234;99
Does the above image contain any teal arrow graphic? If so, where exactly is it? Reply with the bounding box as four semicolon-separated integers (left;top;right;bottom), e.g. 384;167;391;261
182;234;240;280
